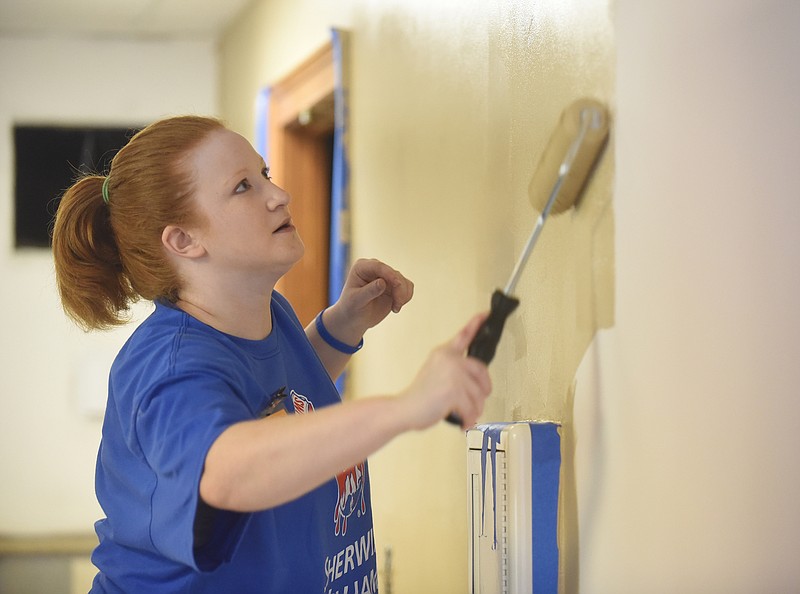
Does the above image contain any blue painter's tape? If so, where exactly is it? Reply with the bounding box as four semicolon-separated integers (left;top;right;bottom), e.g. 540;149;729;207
330;28;350;395
329;27;349;307
530;422;560;594
254;86;271;161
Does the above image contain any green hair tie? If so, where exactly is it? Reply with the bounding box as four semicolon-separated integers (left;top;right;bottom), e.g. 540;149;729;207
102;176;111;204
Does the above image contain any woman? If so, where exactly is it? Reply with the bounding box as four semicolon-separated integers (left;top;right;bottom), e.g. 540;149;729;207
52;115;491;592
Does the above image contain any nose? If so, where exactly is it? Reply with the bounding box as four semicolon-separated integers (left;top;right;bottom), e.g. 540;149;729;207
266;183;291;210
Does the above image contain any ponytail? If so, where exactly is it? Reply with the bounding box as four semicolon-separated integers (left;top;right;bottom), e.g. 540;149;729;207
52;175;136;330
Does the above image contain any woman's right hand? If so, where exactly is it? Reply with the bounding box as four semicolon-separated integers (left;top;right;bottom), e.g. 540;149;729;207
398;313;492;431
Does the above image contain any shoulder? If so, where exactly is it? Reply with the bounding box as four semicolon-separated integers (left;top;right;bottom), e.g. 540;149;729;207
111;301;239;390
115;302;183;365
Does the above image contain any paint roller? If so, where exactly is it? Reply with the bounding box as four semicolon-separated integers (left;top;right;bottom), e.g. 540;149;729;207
447;98;610;426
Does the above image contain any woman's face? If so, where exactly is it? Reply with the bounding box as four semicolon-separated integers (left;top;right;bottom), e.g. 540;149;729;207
184;127;305;285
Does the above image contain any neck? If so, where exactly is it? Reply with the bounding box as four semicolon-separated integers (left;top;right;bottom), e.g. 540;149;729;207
175;282;275;340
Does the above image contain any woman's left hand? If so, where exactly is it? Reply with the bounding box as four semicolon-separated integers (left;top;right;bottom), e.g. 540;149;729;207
324;258;414;343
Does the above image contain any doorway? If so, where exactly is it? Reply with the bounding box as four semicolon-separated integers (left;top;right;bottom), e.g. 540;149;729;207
263;42;338;326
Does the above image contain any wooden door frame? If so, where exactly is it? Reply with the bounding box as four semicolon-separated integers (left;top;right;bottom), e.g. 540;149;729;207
266;43;336;326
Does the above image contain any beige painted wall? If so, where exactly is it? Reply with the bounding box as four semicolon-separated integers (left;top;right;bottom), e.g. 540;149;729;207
220;0;613;592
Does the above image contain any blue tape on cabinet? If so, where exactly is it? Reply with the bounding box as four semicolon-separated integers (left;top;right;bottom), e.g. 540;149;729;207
530;422;560;594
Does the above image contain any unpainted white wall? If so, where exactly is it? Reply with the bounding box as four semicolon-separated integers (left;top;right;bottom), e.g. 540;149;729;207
574;1;800;591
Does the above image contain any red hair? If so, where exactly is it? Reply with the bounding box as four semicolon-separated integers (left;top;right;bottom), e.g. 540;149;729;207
52;115;225;330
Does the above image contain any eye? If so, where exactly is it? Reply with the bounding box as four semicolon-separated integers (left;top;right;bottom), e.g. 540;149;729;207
262;166;272;181
234;178;252;194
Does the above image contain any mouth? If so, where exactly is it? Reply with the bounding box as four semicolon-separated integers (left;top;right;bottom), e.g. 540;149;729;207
273;217;295;233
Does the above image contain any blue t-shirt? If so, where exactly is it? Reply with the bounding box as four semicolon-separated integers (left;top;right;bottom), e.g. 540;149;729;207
90;293;378;593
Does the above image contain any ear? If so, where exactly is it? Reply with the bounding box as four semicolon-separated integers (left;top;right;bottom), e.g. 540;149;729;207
161;224;206;259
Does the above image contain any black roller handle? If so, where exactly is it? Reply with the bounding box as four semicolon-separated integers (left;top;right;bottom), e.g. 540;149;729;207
445;289;520;426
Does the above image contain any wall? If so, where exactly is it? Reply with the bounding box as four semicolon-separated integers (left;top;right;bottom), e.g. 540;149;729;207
220;0;613;592
0;35;218;536
574;1;800;591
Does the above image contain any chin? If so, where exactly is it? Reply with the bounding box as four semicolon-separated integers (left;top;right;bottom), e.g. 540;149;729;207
275;242;305;276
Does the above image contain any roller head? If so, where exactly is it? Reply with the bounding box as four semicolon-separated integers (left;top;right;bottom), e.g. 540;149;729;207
528;98;610;215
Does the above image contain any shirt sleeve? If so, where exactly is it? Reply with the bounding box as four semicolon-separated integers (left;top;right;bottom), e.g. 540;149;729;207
134;368;253;572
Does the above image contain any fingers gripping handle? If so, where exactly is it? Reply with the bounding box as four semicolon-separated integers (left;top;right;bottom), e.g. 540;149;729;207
445;290;520;426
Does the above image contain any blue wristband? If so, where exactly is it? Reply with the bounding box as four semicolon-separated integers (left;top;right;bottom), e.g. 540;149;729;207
315;310;364;355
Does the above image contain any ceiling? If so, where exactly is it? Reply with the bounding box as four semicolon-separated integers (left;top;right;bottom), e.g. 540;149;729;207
0;0;255;40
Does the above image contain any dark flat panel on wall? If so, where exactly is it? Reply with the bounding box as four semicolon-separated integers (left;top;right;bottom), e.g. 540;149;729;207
13;125;138;249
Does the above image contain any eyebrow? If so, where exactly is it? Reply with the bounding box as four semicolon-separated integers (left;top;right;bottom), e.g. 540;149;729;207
225;159;268;186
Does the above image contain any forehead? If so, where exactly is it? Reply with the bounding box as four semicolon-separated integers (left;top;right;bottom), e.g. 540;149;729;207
188;127;263;182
